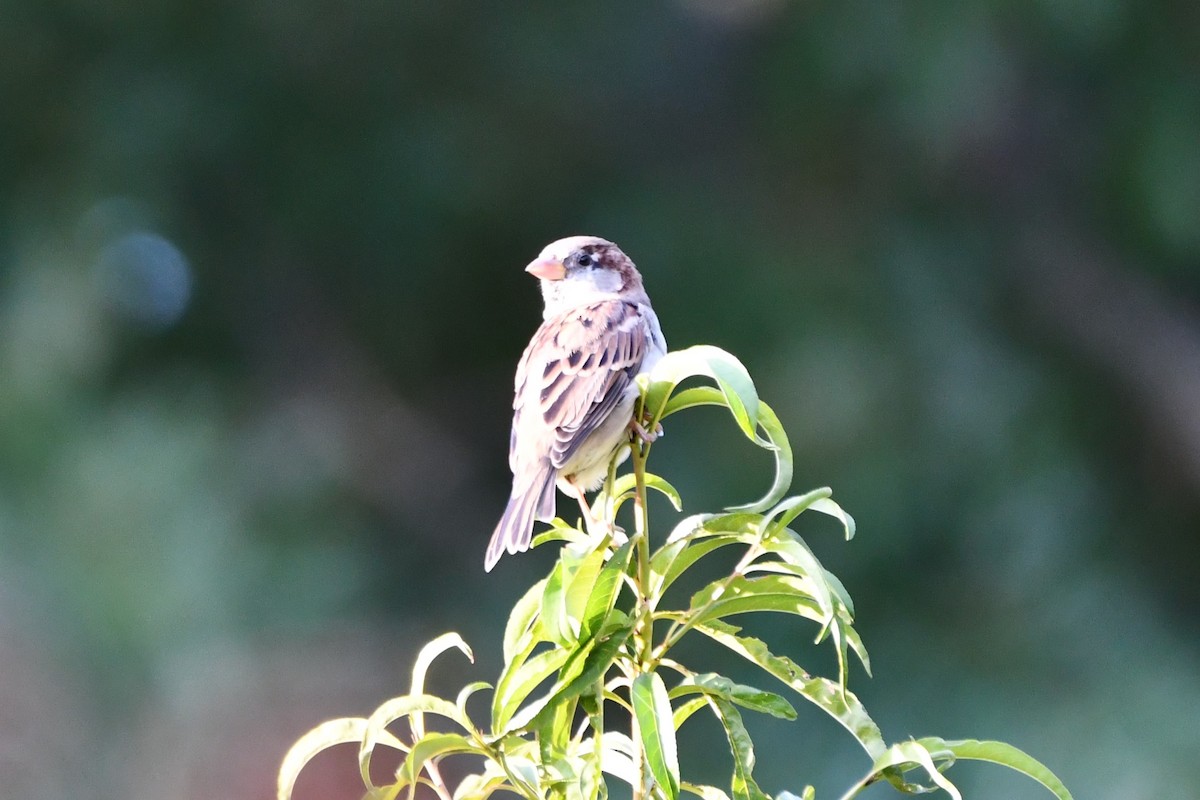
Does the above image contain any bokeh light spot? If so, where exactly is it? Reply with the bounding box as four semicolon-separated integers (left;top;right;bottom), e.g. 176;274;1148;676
94;231;192;329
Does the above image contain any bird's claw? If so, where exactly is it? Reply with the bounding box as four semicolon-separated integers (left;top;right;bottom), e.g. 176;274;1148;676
629;418;664;443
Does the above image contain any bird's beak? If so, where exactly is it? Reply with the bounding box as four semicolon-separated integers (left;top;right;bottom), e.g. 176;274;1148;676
525;257;566;281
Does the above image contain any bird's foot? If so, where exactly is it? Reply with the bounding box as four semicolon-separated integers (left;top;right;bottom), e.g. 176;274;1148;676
629;418;664;443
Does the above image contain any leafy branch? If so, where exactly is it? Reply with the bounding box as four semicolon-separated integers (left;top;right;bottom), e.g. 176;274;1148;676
277;345;1074;800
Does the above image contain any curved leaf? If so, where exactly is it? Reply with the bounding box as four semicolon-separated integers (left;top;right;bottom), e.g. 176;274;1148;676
361;694;463;789
694;622;887;759
646;346;764;445
724;401;791;514
655;387;792;515
839;740;962;800
493;646;570;732
541;559;574;645
396;732;486;785
278;717;368;800
651;533;745;599
914;738;1074;800
566;549;609;636
681;783;732;800
411;634;474;739
703;694;769;800
670;673;797;721
504;615;635;734
681;575;826;630
455;682;491;730
608;471;684;514
504;578;548;663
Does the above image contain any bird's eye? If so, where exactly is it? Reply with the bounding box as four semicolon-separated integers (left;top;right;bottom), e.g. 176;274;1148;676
577;253;594;267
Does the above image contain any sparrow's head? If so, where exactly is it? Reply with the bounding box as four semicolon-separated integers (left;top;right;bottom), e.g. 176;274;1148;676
526;236;645;315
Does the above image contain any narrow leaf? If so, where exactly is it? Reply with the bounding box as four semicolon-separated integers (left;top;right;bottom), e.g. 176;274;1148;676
278;717;368;800
542;559;575;644
681;783;732;800
655;388;792;514
581;538;634;639
361;694;462;789
492;646;570;731
504;578;548;662
632;672;680;800
694;623;887;759
609;471;684;513
809;497;856;541
396;733;484;785
724;401;792;514
564;548;608;638
411;634;473;739
648;346;764;445
704;695;769;800
915;738;1074;800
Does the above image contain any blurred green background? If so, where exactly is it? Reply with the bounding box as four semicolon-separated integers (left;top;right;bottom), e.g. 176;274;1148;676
2;2;1198;798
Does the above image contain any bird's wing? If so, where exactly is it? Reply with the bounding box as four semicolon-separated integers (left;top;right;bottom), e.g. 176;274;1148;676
511;300;648;471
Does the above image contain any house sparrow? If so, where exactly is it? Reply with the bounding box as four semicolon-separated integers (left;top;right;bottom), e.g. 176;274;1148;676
486;236;667;571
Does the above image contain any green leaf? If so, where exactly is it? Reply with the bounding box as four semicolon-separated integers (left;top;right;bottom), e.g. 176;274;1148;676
277;717;368;800
756;529;834;617
410;634;473;738
671;696;709;729
839;740;962;800
361;694;463;790
504;614;635;734
452;771;510;800
632;672;680;800
724;401;791;514
542;559;575;645
395;732;485;786
504;578;548;663
581;538;634;639
654;387;792;515
646;346;764;446
914;738;1075;800
492;646;570;732
532;517;591;546
609;471;684;513
694;622;887;759
535;693;578;765
808;497;856;541
703;694;769;800
759;488;832;536
455;682;490;731
651;532;744;599
684;574;825;629
564;548;608;638
681;783;732;800
671;673;797;721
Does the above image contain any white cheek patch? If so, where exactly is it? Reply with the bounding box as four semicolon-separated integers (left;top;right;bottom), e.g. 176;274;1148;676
589;267;623;294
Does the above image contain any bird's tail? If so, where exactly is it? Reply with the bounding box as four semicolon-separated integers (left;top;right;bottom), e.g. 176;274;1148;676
485;465;556;571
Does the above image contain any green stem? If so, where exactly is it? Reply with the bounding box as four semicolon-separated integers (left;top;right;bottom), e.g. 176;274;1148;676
652;537;764;664
629;395;657;800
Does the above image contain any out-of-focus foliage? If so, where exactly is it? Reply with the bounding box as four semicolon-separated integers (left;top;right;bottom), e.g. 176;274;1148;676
1;2;1197;799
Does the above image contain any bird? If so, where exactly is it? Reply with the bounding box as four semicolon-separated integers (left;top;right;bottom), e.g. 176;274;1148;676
486;236;667;571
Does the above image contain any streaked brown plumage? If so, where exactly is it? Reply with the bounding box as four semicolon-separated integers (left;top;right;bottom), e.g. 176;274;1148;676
486;236;666;571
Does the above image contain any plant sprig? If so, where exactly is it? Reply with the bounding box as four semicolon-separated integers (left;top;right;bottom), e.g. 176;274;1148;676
278;345;1073;800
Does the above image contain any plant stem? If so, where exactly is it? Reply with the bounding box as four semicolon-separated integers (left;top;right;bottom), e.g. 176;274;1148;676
628;408;655;800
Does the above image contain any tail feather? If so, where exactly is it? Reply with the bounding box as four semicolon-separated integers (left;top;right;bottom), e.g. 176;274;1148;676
486;467;556;571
